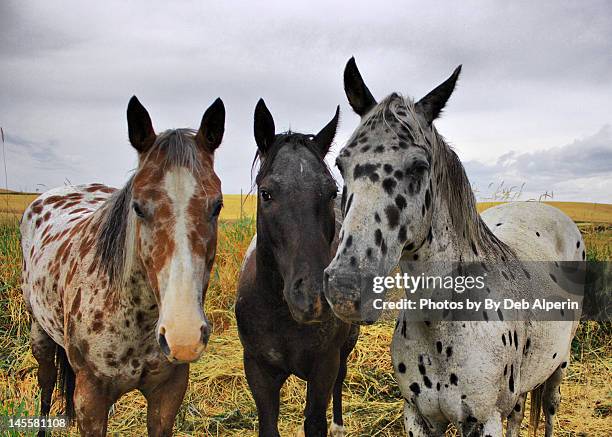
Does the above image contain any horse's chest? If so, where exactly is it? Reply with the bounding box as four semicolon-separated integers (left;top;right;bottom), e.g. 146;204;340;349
114;343;173;388
69;292;161;384
248;321;340;354
75;326;167;385
238;303;346;377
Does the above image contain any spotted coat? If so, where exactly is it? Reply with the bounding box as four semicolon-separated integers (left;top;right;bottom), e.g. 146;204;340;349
325;59;581;436
21;96;225;436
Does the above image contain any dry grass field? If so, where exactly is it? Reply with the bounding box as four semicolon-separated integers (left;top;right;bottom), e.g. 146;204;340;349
0;195;610;436
0;193;38;224
0;191;258;223
2;189;612;225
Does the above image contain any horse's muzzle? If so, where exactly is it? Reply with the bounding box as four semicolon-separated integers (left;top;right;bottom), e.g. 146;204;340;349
157;322;210;363
323;269;381;324
284;277;331;324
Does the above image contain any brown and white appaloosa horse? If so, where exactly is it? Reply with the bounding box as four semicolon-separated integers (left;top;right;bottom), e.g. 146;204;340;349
21;96;225;436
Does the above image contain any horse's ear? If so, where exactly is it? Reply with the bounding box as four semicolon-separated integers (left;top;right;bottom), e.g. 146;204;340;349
415;65;462;125
254;98;275;155
344;57;377;117
127;96;155;153
197;98;225;152
313;106;340;156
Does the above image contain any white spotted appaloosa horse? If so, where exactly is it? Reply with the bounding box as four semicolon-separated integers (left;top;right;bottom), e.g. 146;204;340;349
21;96;225;436
323;58;582;436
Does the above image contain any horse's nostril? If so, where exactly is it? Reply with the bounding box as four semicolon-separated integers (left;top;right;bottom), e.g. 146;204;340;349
293;278;304;291
200;323;211;345
158;332;170;356
324;272;330;285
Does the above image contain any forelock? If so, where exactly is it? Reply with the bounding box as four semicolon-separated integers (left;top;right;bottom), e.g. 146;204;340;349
252;131;333;187
141;128;204;174
353;93;431;149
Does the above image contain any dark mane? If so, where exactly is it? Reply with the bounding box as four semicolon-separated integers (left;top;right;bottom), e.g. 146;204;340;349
94;177;133;288
252;131;332;186
94;128;201;288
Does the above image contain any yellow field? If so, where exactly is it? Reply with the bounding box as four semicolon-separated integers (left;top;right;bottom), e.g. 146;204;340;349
478;201;612;224
1;191;611;224
0;193;258;223
0;193;38;223
221;194;257;220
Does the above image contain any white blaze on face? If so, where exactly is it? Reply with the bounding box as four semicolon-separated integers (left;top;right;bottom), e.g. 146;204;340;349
157;167;208;362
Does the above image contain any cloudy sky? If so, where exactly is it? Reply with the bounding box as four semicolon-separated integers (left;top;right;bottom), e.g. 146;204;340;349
1;0;611;201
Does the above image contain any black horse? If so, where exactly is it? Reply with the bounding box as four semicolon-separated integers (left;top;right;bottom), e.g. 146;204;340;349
236;99;359;437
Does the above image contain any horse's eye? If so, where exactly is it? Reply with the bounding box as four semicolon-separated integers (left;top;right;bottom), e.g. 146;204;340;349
260;190;272;202
132;202;146;218
331;190;338;200
211;202;223;218
409;160;430;175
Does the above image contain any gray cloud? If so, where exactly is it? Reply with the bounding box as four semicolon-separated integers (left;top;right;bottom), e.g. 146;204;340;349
2;132;83;192
4;133;70;168
0;0;611;201
0;2;87;57
465;125;612;202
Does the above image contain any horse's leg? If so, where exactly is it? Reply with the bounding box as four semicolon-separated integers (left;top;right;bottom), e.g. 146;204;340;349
301;351;340;437
244;353;288;437
477;411;503;437
142;363;189;437
542;362;565;437
505;393;526;437
402;401;445;436
31;321;57;437
331;326;358;437
73;370;112;437
330;358;348;437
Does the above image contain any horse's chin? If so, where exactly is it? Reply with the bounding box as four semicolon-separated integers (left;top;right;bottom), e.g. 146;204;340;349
161;349;206;364
328;300;382;326
332;312;378;326
286;301;331;325
349;318;377;326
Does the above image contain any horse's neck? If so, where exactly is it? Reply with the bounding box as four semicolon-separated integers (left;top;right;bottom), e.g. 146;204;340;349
408;202;477;263
399;180;524;313
407;138;507;264
254;233;285;300
120;262;158;311
399;173;509;280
